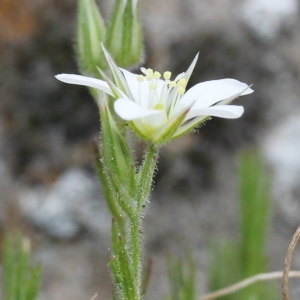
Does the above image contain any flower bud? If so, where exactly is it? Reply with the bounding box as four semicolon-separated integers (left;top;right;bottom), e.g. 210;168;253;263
76;0;107;76
106;0;143;68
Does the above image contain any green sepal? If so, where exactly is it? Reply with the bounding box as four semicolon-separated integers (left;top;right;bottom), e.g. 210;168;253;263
101;46;132;97
153;103;194;145
92;140;124;220
171;115;209;141
99;101;138;216
129;120;151;142
100;104;135;185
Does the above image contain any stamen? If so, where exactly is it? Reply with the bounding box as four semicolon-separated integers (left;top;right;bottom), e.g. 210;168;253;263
146;68;154;80
150;83;158;90
177;86;185;95
164;71;172;80
153;71;161;79
177;78;187;88
169;81;177;88
137;75;145;82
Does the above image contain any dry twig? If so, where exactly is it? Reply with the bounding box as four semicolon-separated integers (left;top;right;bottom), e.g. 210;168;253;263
282;225;300;300
199;271;300;300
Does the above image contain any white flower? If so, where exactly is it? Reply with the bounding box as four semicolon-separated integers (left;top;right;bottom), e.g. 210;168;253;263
56;48;253;144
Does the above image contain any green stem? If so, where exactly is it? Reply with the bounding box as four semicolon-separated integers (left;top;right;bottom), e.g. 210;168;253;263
136;143;158;210
124;143;158;299
130;214;142;299
111;219;136;300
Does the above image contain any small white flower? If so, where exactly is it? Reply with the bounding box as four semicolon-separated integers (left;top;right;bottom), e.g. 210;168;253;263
56;48;253;144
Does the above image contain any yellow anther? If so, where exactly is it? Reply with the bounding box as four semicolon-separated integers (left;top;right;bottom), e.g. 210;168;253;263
137;75;145;82
163;71;172;80
177;86;185;95
153;71;161;79
169;81;177;88
177;78;187;88
150;83;158;90
145;68;154;80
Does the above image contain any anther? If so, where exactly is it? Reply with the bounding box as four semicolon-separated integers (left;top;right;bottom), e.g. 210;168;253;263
169;81;177;88
163;71;172;80
144;68;154;80
177;78;187;88
177;86;185;95
150;83;158;90
153;71;161;79
147;68;154;75
137;75;145;82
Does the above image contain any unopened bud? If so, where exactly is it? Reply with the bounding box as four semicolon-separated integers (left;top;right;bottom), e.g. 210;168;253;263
76;0;107;76
106;0;143;68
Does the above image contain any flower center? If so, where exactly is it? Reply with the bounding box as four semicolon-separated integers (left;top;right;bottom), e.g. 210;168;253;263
154;103;164;110
136;68;188;113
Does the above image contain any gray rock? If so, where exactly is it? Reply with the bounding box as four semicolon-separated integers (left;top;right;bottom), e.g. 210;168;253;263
19;168;111;240
237;0;298;40
263;113;300;226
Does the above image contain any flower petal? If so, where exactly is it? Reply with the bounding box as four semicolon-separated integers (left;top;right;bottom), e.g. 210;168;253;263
184;53;199;82
55;74;113;96
186;105;244;120
181;78;253;108
114;98;165;121
120;68;165;108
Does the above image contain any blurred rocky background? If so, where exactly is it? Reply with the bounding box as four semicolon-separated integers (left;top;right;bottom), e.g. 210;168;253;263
1;0;300;299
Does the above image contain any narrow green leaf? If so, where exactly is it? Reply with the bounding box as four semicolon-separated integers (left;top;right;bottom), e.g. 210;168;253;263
2;234;42;300
3;235;16;300
15;236;30;300
24;264;42;300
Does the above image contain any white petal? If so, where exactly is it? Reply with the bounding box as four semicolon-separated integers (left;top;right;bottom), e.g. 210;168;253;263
139;113;168;130
184;53;199;81
186;105;244;120
55;74;113;96
181;78;253;108
120;68;165;107
114;98;165;121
